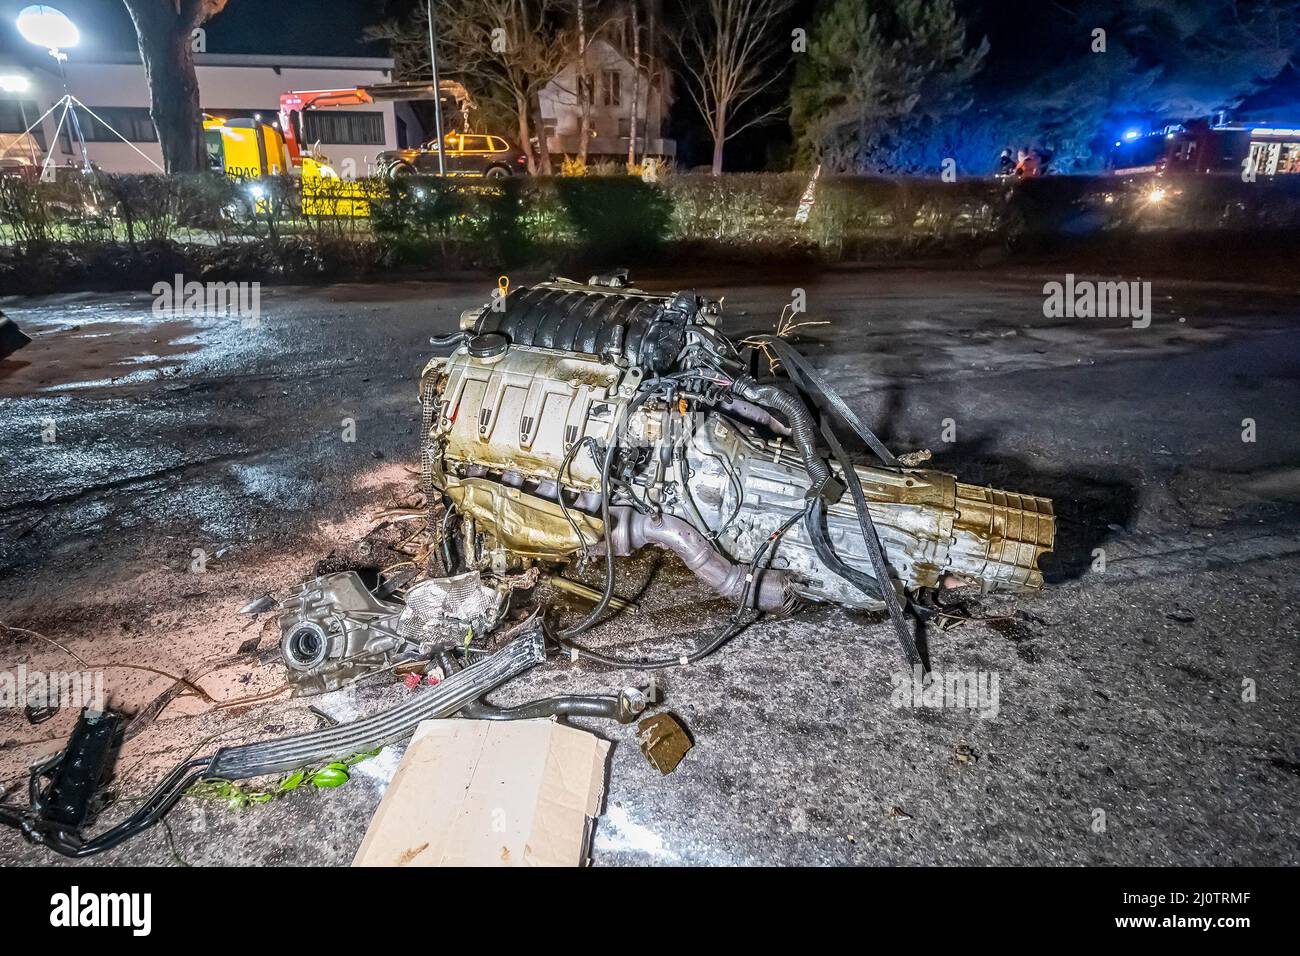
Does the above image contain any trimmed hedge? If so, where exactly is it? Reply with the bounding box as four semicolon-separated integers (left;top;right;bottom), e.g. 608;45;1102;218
4;170;1300;293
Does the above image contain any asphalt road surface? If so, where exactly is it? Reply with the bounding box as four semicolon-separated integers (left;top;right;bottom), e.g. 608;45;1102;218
1;264;1296;865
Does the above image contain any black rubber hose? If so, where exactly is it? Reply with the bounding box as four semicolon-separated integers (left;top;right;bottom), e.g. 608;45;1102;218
804;496;885;602
0;757;211;858
745;335;899;468
554;423;620;640
458;696;627;722
732;376;832;491
555;386;657;641
429;331;469;349
740;337;919;667
432;651;633;722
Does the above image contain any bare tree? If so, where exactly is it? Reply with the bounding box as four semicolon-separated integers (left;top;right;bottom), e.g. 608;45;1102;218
672;0;793;174
121;0;230;173
627;1;641;168
571;2;625;166
369;0;572;175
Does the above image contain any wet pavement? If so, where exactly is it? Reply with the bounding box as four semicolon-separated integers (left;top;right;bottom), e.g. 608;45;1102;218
0;266;1297;865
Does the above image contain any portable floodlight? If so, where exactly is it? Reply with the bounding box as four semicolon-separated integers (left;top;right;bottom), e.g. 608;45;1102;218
7;4;162;176
16;5;79;57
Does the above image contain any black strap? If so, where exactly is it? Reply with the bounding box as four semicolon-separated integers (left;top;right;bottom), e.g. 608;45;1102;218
752;335;900;468
743;335;920;665
819;417;922;668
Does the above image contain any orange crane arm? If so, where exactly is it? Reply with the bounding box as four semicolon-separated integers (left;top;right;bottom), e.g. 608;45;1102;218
278;88;378;167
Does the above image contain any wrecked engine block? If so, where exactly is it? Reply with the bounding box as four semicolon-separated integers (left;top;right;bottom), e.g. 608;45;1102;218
420;277;1055;639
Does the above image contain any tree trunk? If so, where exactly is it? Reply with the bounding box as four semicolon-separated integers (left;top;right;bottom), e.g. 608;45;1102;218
532;94;553;175
516;93;537;175
643;0;656;161
628;2;641;168
142;35;204;173
123;0;207;173
711;102;727;175
577;0;590;165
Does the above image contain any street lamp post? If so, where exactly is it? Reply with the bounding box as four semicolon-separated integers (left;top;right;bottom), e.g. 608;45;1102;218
426;0;446;176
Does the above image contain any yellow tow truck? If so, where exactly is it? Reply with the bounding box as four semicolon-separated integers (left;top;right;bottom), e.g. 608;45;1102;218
202;113;375;216
204;80;480;217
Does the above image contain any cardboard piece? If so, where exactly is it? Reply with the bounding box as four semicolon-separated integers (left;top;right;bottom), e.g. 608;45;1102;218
353;718;611;867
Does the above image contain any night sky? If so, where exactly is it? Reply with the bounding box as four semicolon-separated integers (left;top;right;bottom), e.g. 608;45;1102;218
2;1;1297;170
0;0;388;60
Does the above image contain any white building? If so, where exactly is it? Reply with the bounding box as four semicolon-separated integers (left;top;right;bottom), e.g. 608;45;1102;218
0;51;417;175
538;36;674;163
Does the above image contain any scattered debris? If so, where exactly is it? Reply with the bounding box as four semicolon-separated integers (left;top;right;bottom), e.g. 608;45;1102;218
26;709;125;831
637;712;694;775
353;718;610;867
274;569;506;695
24;699;56;725
0;626;548;857
238;594;277;615
0;275;1060;861
896;448;933;467
187;748;382;809
307;705;339;728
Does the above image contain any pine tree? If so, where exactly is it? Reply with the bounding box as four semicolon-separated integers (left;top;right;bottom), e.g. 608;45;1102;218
790;0;987;172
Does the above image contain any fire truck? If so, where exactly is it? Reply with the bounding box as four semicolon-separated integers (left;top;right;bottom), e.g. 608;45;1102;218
1110;119;1300;179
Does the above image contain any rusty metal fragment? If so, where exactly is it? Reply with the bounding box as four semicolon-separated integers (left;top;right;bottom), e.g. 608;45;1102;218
637;713;694;775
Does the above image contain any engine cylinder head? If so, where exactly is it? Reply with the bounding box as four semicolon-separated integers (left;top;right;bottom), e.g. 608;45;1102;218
469;279;700;373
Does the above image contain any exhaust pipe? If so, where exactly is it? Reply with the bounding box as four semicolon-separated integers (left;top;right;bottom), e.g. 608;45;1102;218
606;507;791;611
